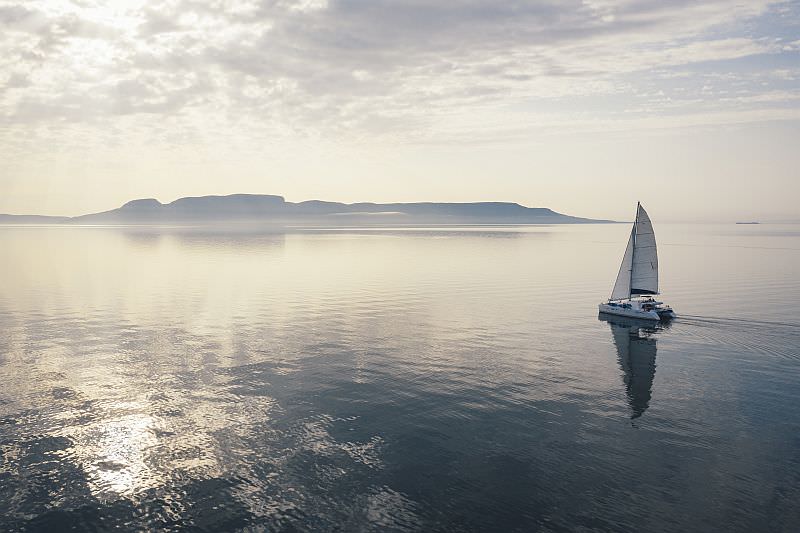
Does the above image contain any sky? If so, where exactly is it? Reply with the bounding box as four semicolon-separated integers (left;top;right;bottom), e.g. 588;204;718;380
0;0;798;222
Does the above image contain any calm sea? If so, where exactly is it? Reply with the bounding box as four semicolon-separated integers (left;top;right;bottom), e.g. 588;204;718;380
1;223;798;532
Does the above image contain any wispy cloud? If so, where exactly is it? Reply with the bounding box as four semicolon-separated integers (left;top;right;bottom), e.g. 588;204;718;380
0;0;798;150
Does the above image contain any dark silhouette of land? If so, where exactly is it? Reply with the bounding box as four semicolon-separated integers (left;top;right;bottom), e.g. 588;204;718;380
0;194;613;225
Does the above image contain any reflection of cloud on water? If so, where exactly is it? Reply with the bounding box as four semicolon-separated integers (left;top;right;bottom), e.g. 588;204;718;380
81;412;159;498
294;415;384;469
342;436;385;469
0;225;442;527
71;390;276;501
64;363;392;520
359;486;422;531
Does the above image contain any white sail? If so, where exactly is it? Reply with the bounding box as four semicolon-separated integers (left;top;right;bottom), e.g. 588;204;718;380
609;203;659;300
610;227;634;300
630;203;659;295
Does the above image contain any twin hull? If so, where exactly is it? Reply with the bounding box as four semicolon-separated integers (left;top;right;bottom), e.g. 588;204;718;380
598;301;675;321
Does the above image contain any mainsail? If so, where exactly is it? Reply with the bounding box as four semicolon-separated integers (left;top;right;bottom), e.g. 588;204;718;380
610;203;659;300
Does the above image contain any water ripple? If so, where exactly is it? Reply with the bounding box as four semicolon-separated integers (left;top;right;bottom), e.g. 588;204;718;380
0;225;799;531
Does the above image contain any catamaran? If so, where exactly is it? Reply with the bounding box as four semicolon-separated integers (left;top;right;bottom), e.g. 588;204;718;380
599;202;675;321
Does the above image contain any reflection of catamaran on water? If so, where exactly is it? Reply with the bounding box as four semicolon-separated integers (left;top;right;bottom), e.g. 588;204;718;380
599;203;675;321
599;314;664;419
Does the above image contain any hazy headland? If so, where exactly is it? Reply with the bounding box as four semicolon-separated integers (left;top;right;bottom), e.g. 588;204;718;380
0;194;613;226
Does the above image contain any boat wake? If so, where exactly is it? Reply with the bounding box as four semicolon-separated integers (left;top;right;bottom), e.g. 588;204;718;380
674;314;800;361
676;314;800;330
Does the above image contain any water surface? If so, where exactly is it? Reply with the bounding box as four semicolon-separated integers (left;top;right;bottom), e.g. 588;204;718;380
1;223;798;532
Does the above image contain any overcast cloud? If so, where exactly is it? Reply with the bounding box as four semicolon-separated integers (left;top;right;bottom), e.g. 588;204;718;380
2;1;798;134
0;0;799;219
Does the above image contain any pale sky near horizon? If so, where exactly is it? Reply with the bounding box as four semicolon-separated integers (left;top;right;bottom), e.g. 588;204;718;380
1;0;799;222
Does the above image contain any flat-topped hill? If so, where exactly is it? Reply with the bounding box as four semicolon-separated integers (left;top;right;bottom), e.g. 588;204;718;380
2;194;613;225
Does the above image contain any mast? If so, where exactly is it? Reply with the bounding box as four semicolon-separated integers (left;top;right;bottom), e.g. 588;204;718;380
629;202;639;300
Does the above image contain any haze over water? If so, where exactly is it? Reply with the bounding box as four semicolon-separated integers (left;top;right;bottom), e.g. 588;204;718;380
1;223;799;532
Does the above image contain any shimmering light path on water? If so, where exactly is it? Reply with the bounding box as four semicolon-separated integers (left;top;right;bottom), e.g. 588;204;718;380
1;224;798;532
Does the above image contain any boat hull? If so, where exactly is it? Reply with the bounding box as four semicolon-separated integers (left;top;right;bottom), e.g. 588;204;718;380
598;303;660;321
658;309;676;319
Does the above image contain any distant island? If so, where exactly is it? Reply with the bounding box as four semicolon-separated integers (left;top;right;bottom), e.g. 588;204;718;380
0;194;614;225
735;222;760;225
